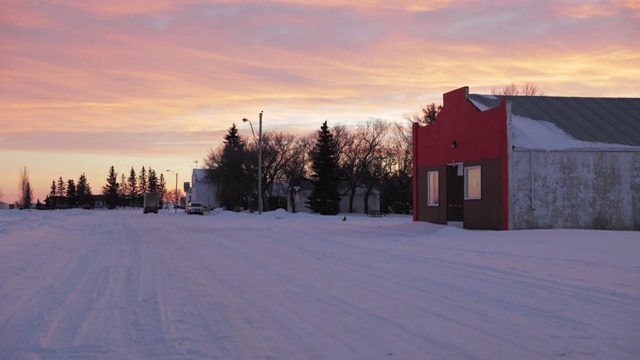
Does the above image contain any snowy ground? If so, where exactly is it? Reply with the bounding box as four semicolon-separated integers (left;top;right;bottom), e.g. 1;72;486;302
0;209;638;360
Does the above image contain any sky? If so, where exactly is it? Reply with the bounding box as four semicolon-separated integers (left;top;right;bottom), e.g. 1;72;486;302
1;0;639;203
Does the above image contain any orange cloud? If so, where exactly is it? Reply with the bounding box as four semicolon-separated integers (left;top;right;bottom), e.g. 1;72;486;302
1;0;638;203
555;0;640;18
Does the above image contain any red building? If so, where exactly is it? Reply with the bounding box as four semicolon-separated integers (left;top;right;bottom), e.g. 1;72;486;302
413;87;640;230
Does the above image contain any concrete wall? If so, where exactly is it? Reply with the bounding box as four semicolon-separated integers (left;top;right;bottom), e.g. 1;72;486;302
509;149;640;230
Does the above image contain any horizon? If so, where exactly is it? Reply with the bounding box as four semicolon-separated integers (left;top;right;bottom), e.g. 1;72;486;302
1;1;639;203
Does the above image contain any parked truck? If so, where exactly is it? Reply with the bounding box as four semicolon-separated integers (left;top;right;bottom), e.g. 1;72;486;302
143;192;159;214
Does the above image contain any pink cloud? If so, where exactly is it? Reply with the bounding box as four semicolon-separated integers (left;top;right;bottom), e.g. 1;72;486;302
1;0;639;202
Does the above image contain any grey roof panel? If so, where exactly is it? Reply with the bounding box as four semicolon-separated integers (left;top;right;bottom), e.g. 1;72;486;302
468;94;640;146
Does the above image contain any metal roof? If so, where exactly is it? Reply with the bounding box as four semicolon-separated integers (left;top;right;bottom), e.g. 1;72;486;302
468;94;640;147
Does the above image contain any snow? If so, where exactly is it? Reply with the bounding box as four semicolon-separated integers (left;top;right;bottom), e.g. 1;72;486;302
1;209;639;359
510;115;639;150
469;96;639;150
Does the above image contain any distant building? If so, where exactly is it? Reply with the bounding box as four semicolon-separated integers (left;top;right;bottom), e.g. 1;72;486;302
44;196;72;209
413;86;640;230
287;179;381;214
187;169;217;210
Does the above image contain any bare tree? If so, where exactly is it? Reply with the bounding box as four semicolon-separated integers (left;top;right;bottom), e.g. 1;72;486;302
19;166;33;209
377;121;414;214
405;103;442;126
362;138;396;214
252;131;295;210
119;173;129;204
331;124;350;161
164;188;185;208
283;133;314;212
521;82;542;96
491;82;542;96
339;119;390;213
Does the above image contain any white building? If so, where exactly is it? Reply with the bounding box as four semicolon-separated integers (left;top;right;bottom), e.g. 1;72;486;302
287;180;381;214
187;169;217;210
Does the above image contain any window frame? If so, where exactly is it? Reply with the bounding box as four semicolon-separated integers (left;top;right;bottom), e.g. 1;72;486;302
464;166;482;200
427;170;439;206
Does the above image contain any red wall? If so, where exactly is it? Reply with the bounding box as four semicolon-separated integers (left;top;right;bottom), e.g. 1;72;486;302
413;87;509;229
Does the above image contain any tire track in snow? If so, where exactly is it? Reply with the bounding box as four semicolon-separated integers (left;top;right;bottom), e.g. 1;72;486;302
2;211;638;359
276;221;639;359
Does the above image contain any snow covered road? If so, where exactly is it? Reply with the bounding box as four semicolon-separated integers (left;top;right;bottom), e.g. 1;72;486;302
1;209;639;359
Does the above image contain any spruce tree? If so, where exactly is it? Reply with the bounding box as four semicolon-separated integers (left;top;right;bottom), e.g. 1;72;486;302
128;167;137;207
103;166;119;209
138;166;148;194
306;121;341;215
148;168;158;193
23;182;33;209
49;180;56;196
157;173;167;208
56;176;65;196
66;179;76;207
66;179;76;197
210;124;251;210
76;173;93;208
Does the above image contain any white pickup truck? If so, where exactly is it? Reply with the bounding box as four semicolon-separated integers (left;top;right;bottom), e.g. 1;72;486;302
186;202;204;215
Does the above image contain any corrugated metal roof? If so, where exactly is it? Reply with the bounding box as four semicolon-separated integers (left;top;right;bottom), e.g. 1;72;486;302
468;94;640;146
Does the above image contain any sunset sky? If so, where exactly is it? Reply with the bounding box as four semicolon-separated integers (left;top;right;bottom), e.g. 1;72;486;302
1;0;639;204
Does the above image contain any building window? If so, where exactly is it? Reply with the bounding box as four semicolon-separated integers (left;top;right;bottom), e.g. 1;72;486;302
464;166;481;200
427;170;439;206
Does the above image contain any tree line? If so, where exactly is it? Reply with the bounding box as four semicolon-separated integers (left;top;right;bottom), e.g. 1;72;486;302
101;166;170;209
205;117;420;215
43;166;169;209
44;172;93;208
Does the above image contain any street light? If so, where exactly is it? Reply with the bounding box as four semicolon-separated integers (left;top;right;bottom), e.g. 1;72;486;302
166;169;178;213
242;111;263;214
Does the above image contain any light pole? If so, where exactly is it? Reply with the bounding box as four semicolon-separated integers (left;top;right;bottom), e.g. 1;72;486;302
242;111;263;214
166;169;178;213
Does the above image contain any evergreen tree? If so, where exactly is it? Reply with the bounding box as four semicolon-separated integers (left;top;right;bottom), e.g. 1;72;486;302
138;166;148;194
23;182;33;209
56;176;65;196
157;173;167;208
66;179;76;197
103;166;119;209
306;121;341;215
66;179;76;207
128;167;137;207
49;180;56;196
148;168;158;193
208;124;251;210
76;173;93;208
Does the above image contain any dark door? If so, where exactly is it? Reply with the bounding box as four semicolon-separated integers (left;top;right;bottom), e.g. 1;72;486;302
447;165;464;221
